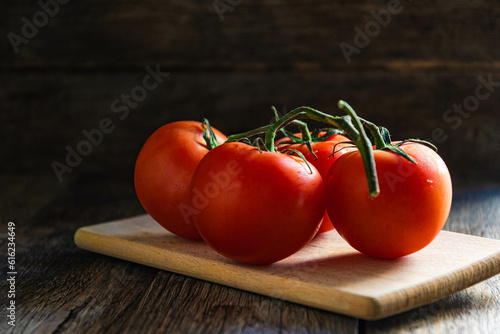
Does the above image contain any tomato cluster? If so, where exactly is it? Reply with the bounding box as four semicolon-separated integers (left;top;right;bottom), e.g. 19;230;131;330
134;103;452;264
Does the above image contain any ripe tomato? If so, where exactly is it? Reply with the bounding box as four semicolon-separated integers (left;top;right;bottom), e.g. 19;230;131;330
189;142;326;264
325;142;452;258
134;121;227;239
277;132;355;233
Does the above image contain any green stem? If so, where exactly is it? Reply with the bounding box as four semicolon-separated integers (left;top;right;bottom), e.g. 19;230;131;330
359;118;387;149
263;104;379;197
337;101;380;197
264;106;360;152
225;124;273;143
223;103;381;197
289;120;316;158
290;120;313;142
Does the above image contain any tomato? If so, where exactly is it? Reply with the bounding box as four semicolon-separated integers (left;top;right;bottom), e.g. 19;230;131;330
188;142;326;264
134;121;227;239
325;142;452;258
276;132;355;233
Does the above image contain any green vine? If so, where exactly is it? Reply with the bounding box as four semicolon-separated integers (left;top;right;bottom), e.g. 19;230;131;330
226;102;380;197
219;100;436;198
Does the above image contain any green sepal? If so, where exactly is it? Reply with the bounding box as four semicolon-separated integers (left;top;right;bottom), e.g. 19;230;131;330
327;141;356;159
253;137;267;152
397;138;438;152
280;127;345;145
311;128;345;142
278;128;317;159
304;141;317;159
201;118;220;150
240;137;253;146
379;137;437;165
281;149;313;174
379;127;392;146
382;145;417;164
280;128;304;143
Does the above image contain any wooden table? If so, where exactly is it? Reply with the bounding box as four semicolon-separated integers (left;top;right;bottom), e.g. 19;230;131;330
3;1;500;332
1;172;499;333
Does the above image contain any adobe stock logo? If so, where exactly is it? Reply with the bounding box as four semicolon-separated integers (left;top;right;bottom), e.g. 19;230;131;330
339;0;403;64
51;65;169;182
429;74;500;145
7;0;71;54
213;0;243;22
383;156;417;192
178;160;242;225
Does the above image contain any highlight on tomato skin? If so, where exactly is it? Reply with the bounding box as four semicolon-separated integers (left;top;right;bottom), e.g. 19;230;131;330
134;121;227;240
276;132;356;234
324;142;453;259
190;141;326;265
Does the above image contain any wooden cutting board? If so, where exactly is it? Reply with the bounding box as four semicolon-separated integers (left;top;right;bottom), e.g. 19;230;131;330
74;214;500;320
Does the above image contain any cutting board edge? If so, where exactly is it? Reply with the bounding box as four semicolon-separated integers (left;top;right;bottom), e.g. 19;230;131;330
74;218;500;321
367;248;500;320
74;226;384;319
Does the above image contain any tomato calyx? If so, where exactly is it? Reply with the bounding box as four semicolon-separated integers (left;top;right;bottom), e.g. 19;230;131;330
277;117;317;159
201;118;222;150
325;140;358;160
280;127;346;144
379;139;437;164
246;137;268;153
358;117;438;164
281;126;347;161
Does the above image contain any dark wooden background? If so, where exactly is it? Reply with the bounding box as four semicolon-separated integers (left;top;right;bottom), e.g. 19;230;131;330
1;0;500;333
2;0;500;187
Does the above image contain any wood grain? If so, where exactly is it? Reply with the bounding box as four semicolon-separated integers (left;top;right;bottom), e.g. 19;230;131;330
2;1;500;68
2;71;499;188
74;214;500;320
1;173;500;333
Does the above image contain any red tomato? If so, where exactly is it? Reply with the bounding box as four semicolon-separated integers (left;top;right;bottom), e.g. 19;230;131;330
277;133;355;233
189;142;326;264
325;142;452;258
134;121;227;239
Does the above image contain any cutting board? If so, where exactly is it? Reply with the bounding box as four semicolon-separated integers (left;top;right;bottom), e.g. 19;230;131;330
74;214;500;320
